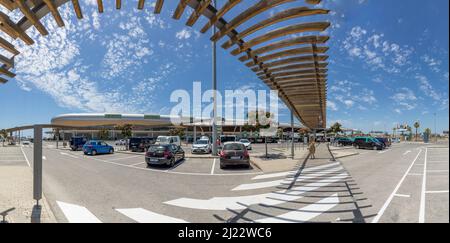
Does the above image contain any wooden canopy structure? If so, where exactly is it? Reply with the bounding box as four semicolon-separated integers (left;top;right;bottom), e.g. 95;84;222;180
0;0;330;129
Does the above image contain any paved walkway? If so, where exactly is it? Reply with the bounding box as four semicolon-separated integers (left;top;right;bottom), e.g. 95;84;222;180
0;146;56;223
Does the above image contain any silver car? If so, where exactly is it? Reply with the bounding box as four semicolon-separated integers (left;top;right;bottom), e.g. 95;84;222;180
191;139;211;154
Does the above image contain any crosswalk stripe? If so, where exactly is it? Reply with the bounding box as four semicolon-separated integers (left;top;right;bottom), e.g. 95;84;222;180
116;208;188;223
164;173;347;211
255;193;340;223
57;201;102;223
232;167;346;191
252;162;340;180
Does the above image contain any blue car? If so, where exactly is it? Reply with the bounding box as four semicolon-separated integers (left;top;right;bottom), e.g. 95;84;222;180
83;140;114;156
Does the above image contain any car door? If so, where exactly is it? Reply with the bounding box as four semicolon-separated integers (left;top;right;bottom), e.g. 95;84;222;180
171;144;179;161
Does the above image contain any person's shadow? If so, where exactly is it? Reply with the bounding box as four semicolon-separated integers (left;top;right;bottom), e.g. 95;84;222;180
31;204;42;223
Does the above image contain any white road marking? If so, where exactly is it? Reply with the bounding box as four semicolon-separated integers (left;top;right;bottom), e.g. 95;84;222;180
408;173;422;176
427;161;448;163
419;148;428;223
232;166;346;191
56;201;102;223
20;146;31;167
60;152;78;159
130;162;145;166
394;194;411;198
255;193;340;223
165;173;347;211
211;158;216;175
427;170;449;173
425;190;449;194
0;159;26;162
372;149;422;223
403;150;411;155
378;150;389;154
116;208;188;223
108;155;142;161
252;162;340;180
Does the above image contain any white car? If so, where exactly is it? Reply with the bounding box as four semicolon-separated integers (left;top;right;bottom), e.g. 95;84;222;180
239;139;252;150
191;139;211;154
115;139;127;146
22;140;31;145
156;136;181;146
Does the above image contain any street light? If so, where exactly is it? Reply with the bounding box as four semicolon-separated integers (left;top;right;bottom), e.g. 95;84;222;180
434;112;437;143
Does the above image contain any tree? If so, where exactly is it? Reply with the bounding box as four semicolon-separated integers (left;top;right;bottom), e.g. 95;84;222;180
116;124;133;149
330;122;343;135
414;121;420;142
168;127;185;137
98;128;110;140
0;129;8;146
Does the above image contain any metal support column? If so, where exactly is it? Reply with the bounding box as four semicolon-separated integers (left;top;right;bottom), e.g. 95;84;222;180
291;111;294;158
56;129;59;149
194;125;197;143
211;0;218;156
33;125;43;205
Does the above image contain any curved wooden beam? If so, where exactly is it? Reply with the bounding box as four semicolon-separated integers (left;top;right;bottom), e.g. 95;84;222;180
231;22;330;56
186;0;211;27
222;7;329;49
200;0;241;33
260;68;328;79
251;55;328;71
43;0;65;26
173;0;189;20
210;0;294;42
256;62;328;75
245;46;328;67
154;0;164;14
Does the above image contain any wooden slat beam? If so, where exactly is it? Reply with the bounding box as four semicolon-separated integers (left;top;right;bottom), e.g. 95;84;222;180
260;69;328;79
263;74;327;82
200;0;241;33
16;0;49;36
172;0;189;20
97;0;103;13
245;46;328;67
138;0;145;10
256;62;328;75
43;0;65;27
0;76;8;84
222;7;329;49
0;53;13;68
154;0;164;14
186;0;211;27
0;12;34;45
71;0;83;19
116;0;121;9
231;22;330;56
211;0;294;42
238;35;328;60
251;55;328;71
0;36;19;55
0;65;15;78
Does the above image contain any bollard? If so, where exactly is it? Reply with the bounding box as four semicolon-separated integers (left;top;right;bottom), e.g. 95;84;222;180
33;125;43;204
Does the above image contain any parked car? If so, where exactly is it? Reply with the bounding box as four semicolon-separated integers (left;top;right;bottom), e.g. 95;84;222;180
239;139;252;150
22;140;31;145
129;137;154;152
191;139;212;154
219;142;250;169
83;140;114;156
145;144;185;167
155;136;181;146
70;136;87;151
353;137;384;150
335;137;354;146
375;137;391;147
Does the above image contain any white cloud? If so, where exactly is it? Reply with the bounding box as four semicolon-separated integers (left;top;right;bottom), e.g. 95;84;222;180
327;101;338;111
344;100;354;108
176;28;192;40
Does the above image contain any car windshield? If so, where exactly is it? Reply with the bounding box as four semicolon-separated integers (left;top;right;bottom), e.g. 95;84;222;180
130;138;143;144
223;143;245;151
157;137;169;143
148;145;168;152
240;139;249;143
195;140;208;144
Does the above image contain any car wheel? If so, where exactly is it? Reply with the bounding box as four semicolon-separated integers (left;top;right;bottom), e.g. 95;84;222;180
169;158;175;167
373;146;377;150
110;148;114;154
92;150;97;156
220;164;225;169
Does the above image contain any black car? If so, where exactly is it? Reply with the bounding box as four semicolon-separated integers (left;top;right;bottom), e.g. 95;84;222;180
145;144;185;167
353;137;384;150
129;137;154;152
219;142;250;169
336;137;354;146
375;137;391;147
70;136;87;151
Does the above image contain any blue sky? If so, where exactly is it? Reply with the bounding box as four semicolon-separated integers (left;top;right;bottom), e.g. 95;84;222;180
0;0;448;134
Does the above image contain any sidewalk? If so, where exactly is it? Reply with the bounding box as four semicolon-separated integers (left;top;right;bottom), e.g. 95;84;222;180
250;146;309;172
0;146;56;223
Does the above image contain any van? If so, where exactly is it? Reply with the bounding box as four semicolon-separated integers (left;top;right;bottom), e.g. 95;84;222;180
70;136;87;151
129;137;154;152
353;137;384;150
156;136;181;146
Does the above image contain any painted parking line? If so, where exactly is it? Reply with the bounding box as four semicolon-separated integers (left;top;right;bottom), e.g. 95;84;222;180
60;152;79;159
255;193;340;223
116;208;188;223
107;155;142;161
372;149;423;223
419;148;428;223
378;150;389;154
164;173;347;211
394;194;411;198
251;162;340;180
20;146;31;167
425;190;449;194
57;201;102;223
403;150;411;155
427;170;449;173
232;166;346;191
211;158;216;175
130;162;145;167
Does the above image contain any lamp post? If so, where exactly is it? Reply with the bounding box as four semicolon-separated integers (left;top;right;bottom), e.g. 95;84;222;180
211;0;218;156
434;112;437;143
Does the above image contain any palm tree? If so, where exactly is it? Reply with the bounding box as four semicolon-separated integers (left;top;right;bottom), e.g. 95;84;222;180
0;129;8;147
330;122;343;135
414;121;420;142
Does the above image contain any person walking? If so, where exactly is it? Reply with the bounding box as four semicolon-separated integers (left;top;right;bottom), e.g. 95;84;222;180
308;140;316;159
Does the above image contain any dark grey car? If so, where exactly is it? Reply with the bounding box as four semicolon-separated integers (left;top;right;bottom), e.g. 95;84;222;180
219;142;250;169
